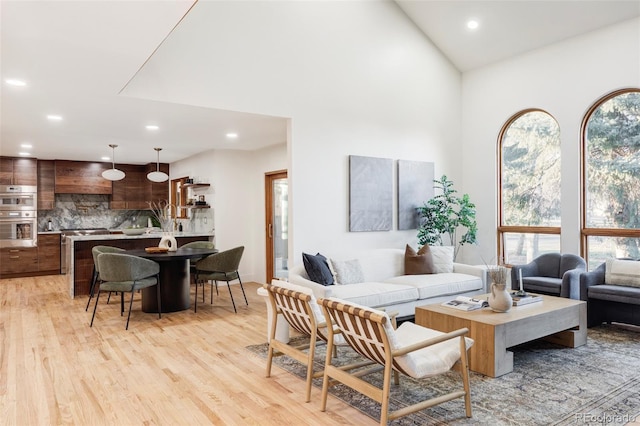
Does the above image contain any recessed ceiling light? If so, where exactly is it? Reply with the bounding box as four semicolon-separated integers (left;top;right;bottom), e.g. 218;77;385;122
47;114;63;121
18;152;31;156
226;133;238;139
5;79;27;87
101;156;110;161
146;125;159;130
467;19;479;30
20;143;32;148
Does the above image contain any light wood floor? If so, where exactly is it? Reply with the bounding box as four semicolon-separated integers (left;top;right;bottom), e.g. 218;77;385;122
0;275;374;425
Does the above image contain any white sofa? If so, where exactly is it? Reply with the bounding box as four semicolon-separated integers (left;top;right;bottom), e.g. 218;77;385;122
289;248;487;318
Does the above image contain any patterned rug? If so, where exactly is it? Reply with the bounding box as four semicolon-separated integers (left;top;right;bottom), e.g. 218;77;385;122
246;324;640;425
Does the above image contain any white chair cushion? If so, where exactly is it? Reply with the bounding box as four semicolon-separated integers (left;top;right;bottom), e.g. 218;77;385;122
605;260;640;288
430;246;454;273
391;322;474;378
328;281;418;308
383;273;483;299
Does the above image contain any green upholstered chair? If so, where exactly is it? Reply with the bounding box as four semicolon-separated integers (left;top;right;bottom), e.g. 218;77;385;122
194;246;247;313
90;253;161;330
85;245;125;311
180;240;216;302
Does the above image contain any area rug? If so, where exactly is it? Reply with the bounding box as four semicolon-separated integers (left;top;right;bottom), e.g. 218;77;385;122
246;324;640;425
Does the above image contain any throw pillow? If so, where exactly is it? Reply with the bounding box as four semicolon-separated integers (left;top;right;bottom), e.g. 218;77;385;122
404;244;435;275
330;259;365;285
430;246;454;273
604;259;640;288
302;252;334;286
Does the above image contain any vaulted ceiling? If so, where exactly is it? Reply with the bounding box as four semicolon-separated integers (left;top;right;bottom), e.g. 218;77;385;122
2;1;638;164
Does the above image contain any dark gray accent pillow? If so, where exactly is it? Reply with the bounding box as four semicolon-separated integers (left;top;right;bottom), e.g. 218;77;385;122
302;252;334;285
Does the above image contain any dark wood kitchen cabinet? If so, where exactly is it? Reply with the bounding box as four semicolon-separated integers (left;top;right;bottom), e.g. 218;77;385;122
37;233;61;274
0;157;37;186
110;164;146;209
0;247;38;277
37;160;56;210
54;160;112;194
110;163;169;209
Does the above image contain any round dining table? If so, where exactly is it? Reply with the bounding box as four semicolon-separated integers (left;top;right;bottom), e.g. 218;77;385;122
126;247;218;313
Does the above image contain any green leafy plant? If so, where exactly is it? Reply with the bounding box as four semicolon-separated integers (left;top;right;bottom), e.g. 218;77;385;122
416;175;477;260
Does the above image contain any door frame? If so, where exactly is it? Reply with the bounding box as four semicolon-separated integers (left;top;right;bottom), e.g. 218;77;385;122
265;170;287;283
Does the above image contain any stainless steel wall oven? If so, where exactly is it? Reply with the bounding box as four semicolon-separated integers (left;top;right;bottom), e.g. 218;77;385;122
0;185;37;248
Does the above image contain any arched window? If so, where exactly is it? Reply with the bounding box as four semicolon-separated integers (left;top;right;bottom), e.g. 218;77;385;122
498;109;561;264
581;88;640;268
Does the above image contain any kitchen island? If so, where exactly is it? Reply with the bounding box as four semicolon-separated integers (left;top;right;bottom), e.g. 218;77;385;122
65;231;214;298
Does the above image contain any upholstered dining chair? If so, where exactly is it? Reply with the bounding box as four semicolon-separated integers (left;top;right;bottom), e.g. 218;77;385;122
264;280;352;402
194;246;247;313
85;245;125;311
318;298;473;425
90;253;161;330
180;240;216;295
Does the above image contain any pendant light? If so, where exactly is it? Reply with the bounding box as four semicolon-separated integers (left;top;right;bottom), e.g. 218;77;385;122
147;147;169;182
101;144;125;181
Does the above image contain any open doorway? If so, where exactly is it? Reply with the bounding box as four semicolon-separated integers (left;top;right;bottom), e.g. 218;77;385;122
265;170;288;282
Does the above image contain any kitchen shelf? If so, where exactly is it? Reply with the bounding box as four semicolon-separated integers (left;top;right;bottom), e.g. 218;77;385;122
180;205;210;209
182;183;210;189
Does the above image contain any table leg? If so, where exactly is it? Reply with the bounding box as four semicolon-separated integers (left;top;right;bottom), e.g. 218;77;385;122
142;259;190;313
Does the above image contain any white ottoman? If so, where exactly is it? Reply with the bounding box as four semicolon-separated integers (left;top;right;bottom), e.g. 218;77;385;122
257;287;290;343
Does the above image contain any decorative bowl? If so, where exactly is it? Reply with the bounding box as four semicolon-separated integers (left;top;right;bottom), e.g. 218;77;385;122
122;228;146;236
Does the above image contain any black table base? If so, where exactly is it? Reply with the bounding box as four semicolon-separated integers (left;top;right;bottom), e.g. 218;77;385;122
142;259;190;313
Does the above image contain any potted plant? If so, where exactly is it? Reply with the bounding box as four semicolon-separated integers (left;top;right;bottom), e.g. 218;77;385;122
416;175;477;260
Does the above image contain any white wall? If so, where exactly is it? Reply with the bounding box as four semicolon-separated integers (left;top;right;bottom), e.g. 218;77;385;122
461;18;640;264
171;143;287;282
124;1;463;278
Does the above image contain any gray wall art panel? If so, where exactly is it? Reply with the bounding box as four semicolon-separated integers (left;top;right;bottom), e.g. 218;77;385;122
349;155;393;232
397;160;434;230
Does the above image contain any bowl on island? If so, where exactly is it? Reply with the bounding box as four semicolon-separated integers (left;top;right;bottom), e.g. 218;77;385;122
122;227;146;236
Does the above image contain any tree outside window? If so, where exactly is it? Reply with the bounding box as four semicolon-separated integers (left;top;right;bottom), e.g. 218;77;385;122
499;110;561;264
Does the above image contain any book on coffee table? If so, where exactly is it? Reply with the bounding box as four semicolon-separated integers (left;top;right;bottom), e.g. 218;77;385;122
442;296;488;311
511;293;543;306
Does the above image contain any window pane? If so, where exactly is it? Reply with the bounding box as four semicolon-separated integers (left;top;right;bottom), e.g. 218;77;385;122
586;235;640;270
585;91;640;229
503;233;561;265
502;111;561;227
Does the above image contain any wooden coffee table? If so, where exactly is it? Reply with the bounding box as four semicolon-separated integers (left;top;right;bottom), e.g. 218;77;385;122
415;294;587;377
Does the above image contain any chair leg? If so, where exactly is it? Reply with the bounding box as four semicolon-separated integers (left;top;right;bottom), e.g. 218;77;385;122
194;277;198;313
210;281;215;304
156;274;162;320
226;280;237;313
238;276;248;306
460;337;472;418
90;290;101;327
86;266;98;311
125;289;135;330
120;292;125;316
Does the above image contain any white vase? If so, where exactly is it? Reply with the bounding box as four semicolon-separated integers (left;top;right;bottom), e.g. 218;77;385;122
158;232;178;252
488;282;512;312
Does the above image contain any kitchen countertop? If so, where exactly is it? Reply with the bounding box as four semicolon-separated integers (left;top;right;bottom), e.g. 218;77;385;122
38;231;63;234
65;231;214;241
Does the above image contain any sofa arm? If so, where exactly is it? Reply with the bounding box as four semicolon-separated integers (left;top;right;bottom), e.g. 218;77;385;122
453;263;488;291
561;269;583;299
288;266;332;299
579;264;606;301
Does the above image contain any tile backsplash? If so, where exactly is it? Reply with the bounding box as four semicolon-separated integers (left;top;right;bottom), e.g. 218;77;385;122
37;194;152;231
37;194;214;234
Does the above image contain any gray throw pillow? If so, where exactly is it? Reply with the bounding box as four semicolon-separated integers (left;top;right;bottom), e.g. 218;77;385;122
330;259;365;285
302;252;334;286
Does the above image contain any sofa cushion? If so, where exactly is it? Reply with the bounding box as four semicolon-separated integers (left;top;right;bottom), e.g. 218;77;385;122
302;252;334;286
588;284;640;305
328;282;418;308
430;246;454;273
384;273;483;299
605;259;640;288
404;244;435;275
523;276;562;294
331;258;365;284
